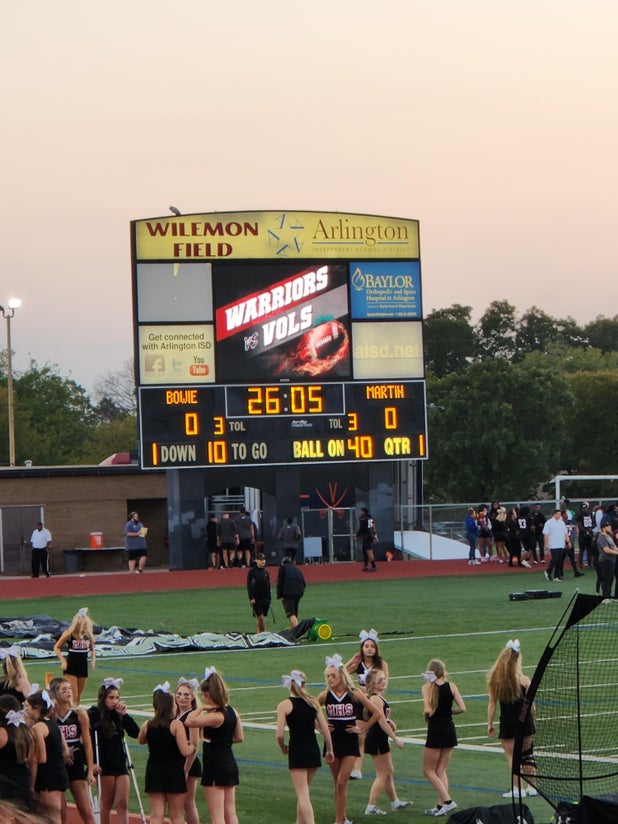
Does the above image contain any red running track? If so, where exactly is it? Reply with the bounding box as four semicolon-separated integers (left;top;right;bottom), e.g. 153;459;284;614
0;558;544;601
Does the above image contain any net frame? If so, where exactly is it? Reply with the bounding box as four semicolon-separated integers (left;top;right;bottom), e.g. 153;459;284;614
513;593;618;810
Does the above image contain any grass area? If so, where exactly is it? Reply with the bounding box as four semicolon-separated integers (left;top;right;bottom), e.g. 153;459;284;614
9;571;582;822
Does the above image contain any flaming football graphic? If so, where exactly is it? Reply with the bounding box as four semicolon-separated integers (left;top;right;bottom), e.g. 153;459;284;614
272;320;350;377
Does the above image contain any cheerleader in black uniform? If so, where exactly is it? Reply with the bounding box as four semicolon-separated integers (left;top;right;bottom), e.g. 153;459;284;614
0;695;33;798
53;608;96;704
362;670;409;815
505;508;522;567
174;677;201;824
0;646;32;704
138;682;195;824
276;669;334;824
345;628;389;779
487;640;536;799
490;506;509;564
317;653;390;824
48;677;96;824
421;659;466;818
186;667;243;824
345;629;390;690
87;678;140;824
26;689;69;824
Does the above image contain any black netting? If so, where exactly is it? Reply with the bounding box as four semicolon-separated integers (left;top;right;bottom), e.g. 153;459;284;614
514;595;618;809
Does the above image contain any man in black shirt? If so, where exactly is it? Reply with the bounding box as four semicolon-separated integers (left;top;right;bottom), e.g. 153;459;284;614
246;553;271;633
276;557;306;628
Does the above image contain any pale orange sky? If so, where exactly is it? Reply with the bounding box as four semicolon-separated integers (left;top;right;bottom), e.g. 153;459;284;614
2;1;616;391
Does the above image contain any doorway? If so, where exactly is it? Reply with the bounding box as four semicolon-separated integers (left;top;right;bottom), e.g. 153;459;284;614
0;505;45;574
299;507;356;563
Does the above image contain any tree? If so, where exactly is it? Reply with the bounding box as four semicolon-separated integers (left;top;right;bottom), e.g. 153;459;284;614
87;358;139;461
514;306;560;360
564;370;618;473
521;344;618;374
78;416;138;464
584;315;618;354
92;358;137;420
555;316;587;350
7;361;96;465
477;300;518;360
425;359;574;501
424;305;478;377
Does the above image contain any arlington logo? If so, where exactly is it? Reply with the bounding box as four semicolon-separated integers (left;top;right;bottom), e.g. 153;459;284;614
267;213;306;257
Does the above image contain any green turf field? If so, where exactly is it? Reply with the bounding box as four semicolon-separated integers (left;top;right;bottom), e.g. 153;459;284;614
9;571;580;822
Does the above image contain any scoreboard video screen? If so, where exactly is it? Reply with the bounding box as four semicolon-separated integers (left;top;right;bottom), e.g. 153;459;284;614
132;210;427;470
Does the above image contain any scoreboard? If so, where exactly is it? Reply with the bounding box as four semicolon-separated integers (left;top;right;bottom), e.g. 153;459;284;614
132;210;427;470
140;380;427;469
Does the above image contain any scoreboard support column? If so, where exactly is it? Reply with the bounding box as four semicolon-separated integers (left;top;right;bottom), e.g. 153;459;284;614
263;468;301;563
167;469;208;570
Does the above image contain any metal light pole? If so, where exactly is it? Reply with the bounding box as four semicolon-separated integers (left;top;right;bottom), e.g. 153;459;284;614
1;298;22;467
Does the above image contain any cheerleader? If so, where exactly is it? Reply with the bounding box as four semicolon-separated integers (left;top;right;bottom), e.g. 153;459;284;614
53;608;96;704
25;689;69;824
363;669;409;815
174;678;201;824
345;629;390;688
138;682;195;824
87;677;140;824
421;659;466;817
487;640;537;798
0;695;33;797
505;508;523;568
276;669;334;824
317;654;393;824
0;646;32;703
48;677;96;824
186;667;243;824
345;629;389;779
490;506;509;563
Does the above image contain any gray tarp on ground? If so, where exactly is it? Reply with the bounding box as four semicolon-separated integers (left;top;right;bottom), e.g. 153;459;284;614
0;615;298;659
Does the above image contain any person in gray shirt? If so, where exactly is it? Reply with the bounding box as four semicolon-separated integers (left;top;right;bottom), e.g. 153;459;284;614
217;514;238;569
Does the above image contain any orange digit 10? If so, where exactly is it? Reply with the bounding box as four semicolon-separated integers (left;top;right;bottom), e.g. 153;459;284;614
207;441;227;464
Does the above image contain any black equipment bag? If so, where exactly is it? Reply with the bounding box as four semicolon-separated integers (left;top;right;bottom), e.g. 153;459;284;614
448;803;534;824
556;795;618;824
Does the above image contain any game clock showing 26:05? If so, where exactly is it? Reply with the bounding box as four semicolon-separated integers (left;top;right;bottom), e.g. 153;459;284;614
139;380;427;469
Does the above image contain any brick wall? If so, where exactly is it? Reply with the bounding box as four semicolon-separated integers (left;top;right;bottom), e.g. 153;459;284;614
0;469;167;573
